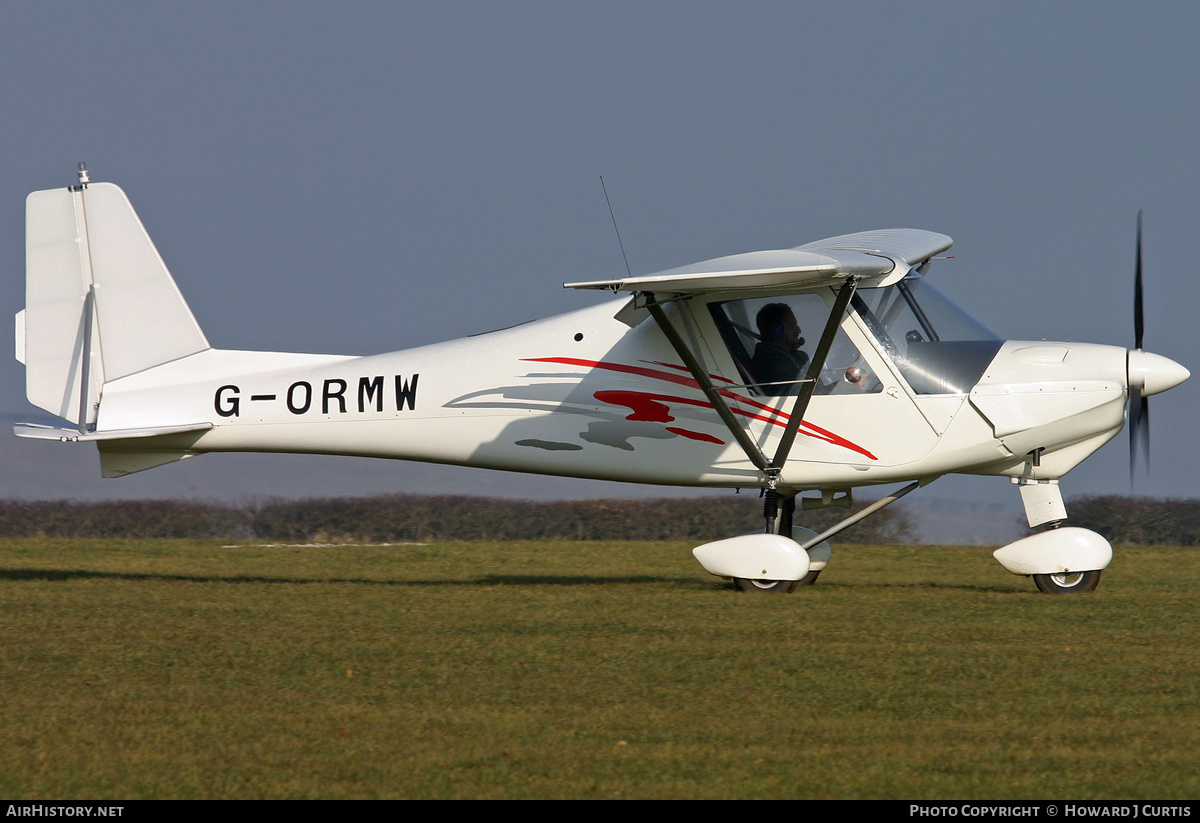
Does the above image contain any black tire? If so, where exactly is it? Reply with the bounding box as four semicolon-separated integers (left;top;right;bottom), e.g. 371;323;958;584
1033;569;1102;594
734;577;798;594
795;570;821;587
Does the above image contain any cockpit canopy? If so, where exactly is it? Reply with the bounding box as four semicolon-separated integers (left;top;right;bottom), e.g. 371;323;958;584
853;276;1002;394
709;275;1002;397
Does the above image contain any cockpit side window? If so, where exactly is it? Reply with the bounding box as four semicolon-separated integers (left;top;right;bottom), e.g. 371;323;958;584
708;293;882;397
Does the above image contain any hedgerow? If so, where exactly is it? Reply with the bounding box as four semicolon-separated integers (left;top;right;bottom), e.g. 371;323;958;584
0;494;911;543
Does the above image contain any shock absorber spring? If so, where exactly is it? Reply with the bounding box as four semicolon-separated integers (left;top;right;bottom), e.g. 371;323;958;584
763;487;780;534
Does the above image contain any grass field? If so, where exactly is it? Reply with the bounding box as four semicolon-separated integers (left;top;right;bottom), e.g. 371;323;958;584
1;537;1198;799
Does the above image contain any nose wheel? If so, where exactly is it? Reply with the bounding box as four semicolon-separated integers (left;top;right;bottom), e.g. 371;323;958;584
1005;488;1112;595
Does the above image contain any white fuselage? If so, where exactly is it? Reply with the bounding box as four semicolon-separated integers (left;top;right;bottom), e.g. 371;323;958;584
94;294;1133;491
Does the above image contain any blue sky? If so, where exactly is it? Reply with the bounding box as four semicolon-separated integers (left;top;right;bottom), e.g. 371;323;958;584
2;2;1197;509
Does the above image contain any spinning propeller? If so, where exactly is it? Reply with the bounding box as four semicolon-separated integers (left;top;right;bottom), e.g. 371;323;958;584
1125;211;1190;484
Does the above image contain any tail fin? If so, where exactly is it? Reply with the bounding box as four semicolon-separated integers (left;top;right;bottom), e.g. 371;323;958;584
17;181;209;427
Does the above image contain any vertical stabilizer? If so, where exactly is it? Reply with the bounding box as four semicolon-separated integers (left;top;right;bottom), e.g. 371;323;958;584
20;180;210;426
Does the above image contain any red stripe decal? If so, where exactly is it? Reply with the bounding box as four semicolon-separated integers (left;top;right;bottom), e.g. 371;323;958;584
523;357;877;460
593;390;676;423
667;427;725;444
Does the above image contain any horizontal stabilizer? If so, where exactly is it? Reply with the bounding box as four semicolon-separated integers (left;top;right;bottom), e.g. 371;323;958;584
14;421;213;442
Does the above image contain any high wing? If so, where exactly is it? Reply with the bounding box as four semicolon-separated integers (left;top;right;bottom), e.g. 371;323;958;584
565;229;953;493
564;229;952;294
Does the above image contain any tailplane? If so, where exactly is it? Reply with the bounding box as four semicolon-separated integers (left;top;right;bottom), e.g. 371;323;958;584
16;174;209;429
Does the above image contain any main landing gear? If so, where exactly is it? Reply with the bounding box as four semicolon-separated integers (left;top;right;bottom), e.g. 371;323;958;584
695;482;926;594
729;492;828;593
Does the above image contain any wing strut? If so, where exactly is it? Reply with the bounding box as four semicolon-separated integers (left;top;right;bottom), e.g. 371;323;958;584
644;297;771;473
643;278;859;488
771;279;857;471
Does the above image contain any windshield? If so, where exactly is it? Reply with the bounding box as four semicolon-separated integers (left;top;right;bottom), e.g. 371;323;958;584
852;276;1002;394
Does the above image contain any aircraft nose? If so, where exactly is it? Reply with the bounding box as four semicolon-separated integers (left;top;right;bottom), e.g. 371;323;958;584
1128;350;1190;396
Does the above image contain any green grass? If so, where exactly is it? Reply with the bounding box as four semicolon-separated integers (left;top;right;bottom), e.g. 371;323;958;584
1;538;1198;799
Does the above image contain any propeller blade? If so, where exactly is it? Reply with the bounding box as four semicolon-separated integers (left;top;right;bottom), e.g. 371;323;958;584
1139;394;1149;468
1129;385;1149;485
1134;209;1144;351
1129;210;1148;486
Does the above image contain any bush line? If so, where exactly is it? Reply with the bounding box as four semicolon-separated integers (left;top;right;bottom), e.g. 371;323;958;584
0;494;913;543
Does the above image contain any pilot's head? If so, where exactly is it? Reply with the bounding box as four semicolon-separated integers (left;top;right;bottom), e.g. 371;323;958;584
756;303;802;349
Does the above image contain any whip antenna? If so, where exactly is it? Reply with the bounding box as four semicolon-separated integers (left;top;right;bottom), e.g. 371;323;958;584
600;176;632;278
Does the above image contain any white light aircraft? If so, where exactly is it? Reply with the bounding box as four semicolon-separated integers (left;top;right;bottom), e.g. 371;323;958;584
14;167;1190;593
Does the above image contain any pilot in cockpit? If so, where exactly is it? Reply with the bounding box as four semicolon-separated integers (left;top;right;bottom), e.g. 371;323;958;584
749;303;810;396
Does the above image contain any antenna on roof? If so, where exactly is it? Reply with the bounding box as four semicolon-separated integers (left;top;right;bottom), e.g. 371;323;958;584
600;176;632;279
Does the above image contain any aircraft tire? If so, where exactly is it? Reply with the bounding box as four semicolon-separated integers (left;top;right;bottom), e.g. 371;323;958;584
734;578;798;594
794;570;821;587
1032;570;1102;594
